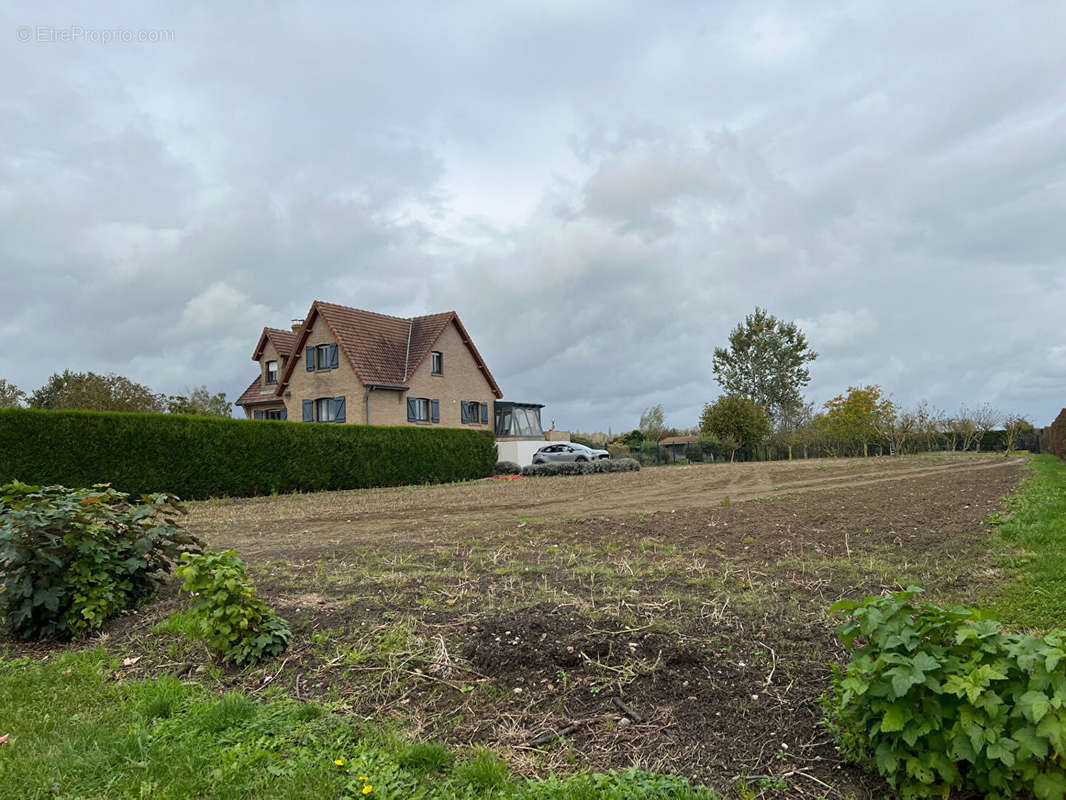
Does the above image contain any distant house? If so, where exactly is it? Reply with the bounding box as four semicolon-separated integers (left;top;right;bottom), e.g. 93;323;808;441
659;435;700;459
235;300;502;428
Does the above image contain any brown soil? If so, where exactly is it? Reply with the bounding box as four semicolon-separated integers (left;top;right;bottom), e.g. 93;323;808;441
4;454;1026;799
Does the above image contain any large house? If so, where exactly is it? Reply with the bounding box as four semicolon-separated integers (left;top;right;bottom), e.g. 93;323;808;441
235;300;503;429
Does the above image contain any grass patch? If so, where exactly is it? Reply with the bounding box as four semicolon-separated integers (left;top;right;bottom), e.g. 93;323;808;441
0;649;718;799
152;607;202;639
985;454;1066;629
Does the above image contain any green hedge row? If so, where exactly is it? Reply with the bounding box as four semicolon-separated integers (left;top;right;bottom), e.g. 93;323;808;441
1048;409;1066;461
0;409;497;499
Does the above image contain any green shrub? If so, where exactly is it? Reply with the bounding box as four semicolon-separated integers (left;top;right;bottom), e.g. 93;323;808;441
0;481;201;639
176;549;291;665
494;461;521;475
520;458;640;477
825;588;1066;799
0;408;497;500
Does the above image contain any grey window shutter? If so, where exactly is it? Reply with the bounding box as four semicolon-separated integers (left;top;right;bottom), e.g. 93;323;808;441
460;402;470;424
305;346;315;371
328;343;339;369
480;403;488;424
407;397;417;422
302;399;313;422
253;409;264;420
333;395;345;423
431;399;440;423
280;407;287;421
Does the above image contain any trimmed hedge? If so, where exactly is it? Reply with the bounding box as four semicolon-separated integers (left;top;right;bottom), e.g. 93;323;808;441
521;458;641;477
1049;409;1066;461
0;408;496;499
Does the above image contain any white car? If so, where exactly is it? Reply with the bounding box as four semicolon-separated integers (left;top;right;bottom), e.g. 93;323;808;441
532;442;610;463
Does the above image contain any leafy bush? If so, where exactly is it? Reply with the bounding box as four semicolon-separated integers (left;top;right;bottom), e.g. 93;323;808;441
0;481;201;639
176;549;291;665
825;588;1066;799
520;458;640;477
494;461;521;475
0;408;497;499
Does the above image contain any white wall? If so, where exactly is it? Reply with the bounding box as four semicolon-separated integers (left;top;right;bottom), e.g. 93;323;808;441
497;439;566;466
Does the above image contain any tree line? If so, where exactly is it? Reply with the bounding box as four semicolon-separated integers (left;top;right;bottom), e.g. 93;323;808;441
0;371;232;417
621;307;1033;462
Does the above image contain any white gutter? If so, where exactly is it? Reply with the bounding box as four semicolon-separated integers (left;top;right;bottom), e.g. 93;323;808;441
402;320;413;382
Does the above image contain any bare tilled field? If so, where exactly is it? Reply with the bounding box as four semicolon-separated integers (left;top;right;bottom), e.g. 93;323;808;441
56;454;1027;798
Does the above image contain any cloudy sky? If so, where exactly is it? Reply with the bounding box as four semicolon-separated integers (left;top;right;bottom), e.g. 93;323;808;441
3;2;1065;431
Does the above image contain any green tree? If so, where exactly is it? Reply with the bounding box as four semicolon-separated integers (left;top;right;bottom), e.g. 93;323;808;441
815;385;893;457
0;379;25;408
616;429;645;447
167;386;233;417
29;370;166;413
711;307;818;424
699;394;771;462
638;404;667;443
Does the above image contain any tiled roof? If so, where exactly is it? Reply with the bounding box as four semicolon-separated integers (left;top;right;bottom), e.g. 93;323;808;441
235;375;285;407
252;327;297;361
276;301;502;398
659;435;700;445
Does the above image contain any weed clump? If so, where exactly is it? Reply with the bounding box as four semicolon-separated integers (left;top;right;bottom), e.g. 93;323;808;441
176;549;291;665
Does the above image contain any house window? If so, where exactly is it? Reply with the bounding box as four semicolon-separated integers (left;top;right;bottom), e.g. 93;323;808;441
265;360;278;384
304;396;345;423
461;401;489;424
264;408;286;420
407;397;439;423
431;351;443;375
316;397;336;422
306;343;338;371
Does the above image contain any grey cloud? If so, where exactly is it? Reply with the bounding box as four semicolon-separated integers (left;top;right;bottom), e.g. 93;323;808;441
1;0;1064;433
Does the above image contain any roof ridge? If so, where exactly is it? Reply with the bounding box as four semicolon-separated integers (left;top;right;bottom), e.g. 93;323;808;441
315;300;414;323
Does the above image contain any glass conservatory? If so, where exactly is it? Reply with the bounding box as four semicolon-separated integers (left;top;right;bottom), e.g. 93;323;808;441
494;401;544;439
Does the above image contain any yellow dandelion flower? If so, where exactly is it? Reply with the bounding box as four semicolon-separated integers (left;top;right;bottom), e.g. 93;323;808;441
334;759;345;766
362;786;373;795
358;776;369;781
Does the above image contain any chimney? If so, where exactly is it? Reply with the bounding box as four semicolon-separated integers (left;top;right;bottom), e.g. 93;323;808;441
290;319;304;333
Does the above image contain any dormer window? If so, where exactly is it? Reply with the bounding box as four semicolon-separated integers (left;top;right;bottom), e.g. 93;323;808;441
431;351;443;375
265;360;278;384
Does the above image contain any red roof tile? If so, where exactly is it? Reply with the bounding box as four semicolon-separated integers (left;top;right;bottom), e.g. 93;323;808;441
235;375;285;407
252;327;297;361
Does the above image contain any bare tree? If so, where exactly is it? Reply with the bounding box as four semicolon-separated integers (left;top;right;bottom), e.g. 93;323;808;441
876;404;918;456
951;411;979;452
913;401;944;453
1002;414;1034;456
969;404;1001;452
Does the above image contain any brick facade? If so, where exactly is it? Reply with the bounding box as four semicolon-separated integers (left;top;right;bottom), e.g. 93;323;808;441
238;302;499;430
